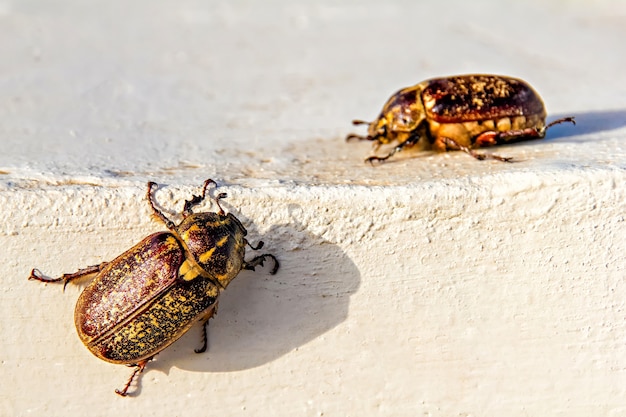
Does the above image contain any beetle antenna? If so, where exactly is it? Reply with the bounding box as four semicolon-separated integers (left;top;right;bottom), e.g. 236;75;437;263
352;119;370;126
147;182;175;229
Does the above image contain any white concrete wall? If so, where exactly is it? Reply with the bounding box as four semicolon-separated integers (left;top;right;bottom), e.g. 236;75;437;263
2;1;626;416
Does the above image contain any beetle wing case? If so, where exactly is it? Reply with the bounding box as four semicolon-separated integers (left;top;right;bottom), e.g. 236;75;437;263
422;74;546;123
74;231;219;363
75;232;183;343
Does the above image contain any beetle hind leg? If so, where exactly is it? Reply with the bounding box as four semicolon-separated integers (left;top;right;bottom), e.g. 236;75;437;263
243;254;280;275
115;359;151;397
542;116;576;134
28;263;107;291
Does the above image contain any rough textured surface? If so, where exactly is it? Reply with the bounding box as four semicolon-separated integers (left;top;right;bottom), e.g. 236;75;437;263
2;1;626;416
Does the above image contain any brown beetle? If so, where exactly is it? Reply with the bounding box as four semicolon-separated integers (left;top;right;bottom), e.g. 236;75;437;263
347;74;575;163
29;180;279;396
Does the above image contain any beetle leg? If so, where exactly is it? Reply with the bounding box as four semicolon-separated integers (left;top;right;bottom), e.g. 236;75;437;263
541;116;576;133
194;306;217;354
182;179;220;217
28;263;107;291
441;137;513;162
246;239;264;250
115;359;151;397
474;116;576;148
346;133;373;142
243;254;280;275
147;181;176;230
366;133;419;164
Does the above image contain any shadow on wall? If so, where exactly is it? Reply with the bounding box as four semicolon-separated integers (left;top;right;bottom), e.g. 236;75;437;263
152;215;361;374
547;109;626;141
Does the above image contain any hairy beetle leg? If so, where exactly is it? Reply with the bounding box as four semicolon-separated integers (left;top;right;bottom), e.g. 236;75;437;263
243;254;280;275
194;306;217;354
28;264;107;291
115;359;151;397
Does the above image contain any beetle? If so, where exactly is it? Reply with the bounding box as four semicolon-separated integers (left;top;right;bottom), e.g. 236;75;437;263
346;74;576;163
29;179;279;396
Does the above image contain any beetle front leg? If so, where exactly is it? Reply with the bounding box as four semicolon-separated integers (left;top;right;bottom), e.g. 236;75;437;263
29;263;108;291
243;254;280;275
115;359;151;397
366;135;419;164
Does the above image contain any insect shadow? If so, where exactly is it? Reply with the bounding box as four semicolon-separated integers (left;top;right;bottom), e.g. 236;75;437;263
546;109;626;141
151;211;361;374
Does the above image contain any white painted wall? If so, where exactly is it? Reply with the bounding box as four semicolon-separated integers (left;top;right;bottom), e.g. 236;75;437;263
2;1;626;416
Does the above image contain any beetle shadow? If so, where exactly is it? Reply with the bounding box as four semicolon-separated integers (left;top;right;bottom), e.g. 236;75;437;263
151;212;361;374
544;109;626;142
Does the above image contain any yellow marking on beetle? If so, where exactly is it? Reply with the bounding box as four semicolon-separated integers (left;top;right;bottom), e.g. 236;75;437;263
216;235;229;247
179;259;202;281
165;236;180;249
199;247;217;264
181;224;201;241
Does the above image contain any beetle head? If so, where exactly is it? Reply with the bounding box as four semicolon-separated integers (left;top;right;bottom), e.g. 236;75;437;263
371;86;425;145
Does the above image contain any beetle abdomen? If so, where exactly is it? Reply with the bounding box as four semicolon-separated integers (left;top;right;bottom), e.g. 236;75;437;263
422;75;546;123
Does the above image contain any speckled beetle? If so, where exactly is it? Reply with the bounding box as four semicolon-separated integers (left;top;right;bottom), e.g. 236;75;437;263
347;74;575;163
29;179;279;396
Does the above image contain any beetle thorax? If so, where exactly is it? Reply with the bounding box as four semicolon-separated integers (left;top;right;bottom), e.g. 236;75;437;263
370;85;426;145
175;212;248;288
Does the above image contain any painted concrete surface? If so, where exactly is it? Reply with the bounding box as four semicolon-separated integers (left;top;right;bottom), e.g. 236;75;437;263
1;1;626;416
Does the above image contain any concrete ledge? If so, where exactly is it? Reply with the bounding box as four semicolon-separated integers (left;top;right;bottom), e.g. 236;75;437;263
4;167;626;415
3;1;626;416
